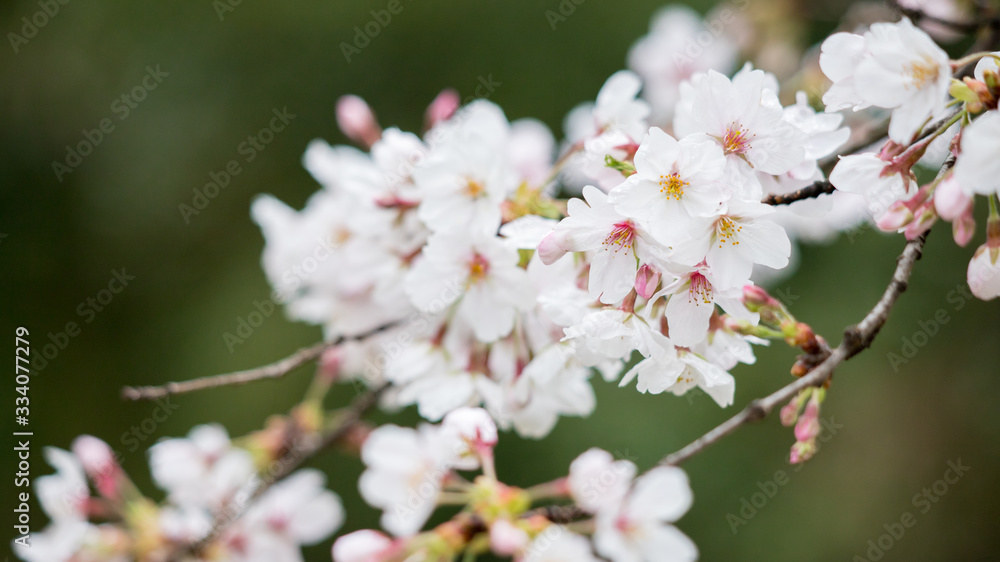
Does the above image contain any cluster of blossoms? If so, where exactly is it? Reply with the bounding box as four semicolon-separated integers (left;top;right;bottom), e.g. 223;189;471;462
821;20;1000;299
16;428;343;561
19;3;1000;562
333;407;697;562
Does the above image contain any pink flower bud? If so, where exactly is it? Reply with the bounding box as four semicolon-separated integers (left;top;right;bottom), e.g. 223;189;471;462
968;243;1000;300
319;346;344;382
489;519;529;556
336;95;381;148
332;529;394;562
903;201;937;240
876;200;914;231
953;212;976;247
790;440;816;464
72;435;115;475
424;88;460;130
72;435;121;499
634;264;661;299
537;230;570;265
793;401;820;442
779;397;800;427
443;406;498;449
741;285;782;313
934;175;972;221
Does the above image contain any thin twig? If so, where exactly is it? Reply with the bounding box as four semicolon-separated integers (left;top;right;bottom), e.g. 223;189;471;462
762;181;835;206
660;231;928;467
121;322;398;401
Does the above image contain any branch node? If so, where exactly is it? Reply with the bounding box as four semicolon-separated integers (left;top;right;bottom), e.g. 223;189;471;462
745;399;767;422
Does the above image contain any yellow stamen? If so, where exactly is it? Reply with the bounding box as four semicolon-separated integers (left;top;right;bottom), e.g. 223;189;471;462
908;57;940;90
716;217;742;248
659;173;689;200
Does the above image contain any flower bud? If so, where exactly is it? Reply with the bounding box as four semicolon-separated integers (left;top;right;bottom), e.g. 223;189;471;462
336;95;381;148
489;519;529;556
318;346;344;383
425;88;460;130
634;264;661;299
875;200;914;231
332;529;394;562
968;243;1000;300
953;211;976;247
537;230;571;265
933;175;971;221
903;200;937;240
793;400;821;443
790;440;817;464
741;285;783;316
71;435;121;499
779;397;800;427
444;406;499;449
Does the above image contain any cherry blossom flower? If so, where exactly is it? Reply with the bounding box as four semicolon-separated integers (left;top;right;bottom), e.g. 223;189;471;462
332;529;396;562
674;68;806;192
358;423;460;536
608;128;728;245
236;470;344;555
646;264;757;347
820;18;951;143
670;198;792;290
561;71;651;191
148;424;256;511
592;70;653;142
521;527;600;562
36;448;89;522
483;343;597;438
627;5;738;123
405;230;534;342
569;448;637;513
968;243;1000;300
414;100;517;233
829;153;919;220
593;466;698;562
539;185;664;304
953;111;1000;195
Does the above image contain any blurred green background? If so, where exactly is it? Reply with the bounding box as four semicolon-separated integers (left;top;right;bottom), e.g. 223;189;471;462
2;1;999;560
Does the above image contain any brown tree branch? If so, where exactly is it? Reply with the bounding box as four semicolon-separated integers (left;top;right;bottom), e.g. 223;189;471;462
762;181;836;206
659;231;928;467
121;322;398;401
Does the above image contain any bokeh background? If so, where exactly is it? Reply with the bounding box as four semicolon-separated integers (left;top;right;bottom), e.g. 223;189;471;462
3;1;999;560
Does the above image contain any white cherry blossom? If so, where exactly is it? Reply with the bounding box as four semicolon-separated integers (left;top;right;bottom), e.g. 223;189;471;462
405;230;534;342
820;18;951;143
539;185;664;304
953;110;1000;195
609;128;728;246
593;466;698;562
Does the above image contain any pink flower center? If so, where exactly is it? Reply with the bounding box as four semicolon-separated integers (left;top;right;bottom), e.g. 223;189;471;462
689;272;713;305
603;221;636;252
722;122;754;155
468;253;490;283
